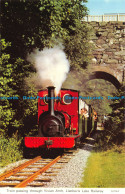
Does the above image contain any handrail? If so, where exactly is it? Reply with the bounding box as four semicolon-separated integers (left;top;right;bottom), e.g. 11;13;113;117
83;14;125;22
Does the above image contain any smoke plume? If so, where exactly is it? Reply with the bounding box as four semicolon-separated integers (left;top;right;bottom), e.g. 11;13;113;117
27;46;70;93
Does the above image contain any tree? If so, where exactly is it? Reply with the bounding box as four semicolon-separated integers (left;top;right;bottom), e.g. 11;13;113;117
1;0;91;136
0;39;20;135
95;84;125;149
1;0;89;63
108;85;125;144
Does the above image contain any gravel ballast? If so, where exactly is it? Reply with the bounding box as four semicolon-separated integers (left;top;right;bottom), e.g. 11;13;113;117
0;159;28;175
0;145;92;188
44;146;91;188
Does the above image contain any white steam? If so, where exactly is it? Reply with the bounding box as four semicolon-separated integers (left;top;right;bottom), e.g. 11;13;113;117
27;46;70;93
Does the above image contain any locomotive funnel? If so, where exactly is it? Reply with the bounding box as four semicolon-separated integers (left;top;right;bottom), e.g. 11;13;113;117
47;86;55;116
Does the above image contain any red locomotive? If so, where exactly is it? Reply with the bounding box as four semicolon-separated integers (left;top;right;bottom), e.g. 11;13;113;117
25;86;97;149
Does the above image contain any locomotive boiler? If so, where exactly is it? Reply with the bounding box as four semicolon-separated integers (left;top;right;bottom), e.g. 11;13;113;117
25;86;97;149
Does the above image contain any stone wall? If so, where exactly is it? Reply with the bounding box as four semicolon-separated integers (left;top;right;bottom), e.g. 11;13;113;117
89;22;125;82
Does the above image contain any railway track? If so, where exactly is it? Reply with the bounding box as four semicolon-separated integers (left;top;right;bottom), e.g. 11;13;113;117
0;155;62;187
0;136;96;188
0;150;77;188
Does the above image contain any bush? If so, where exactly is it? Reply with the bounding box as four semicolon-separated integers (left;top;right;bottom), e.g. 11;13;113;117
0;135;23;168
94;84;125;151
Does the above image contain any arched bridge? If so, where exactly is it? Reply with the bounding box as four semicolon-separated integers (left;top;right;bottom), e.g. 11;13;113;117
89;71;121;89
87;21;125;89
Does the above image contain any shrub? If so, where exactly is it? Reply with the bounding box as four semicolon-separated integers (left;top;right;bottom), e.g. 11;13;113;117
0;135;23;168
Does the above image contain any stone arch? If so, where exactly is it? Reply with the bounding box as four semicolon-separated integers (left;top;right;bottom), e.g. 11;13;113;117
89;71;121;89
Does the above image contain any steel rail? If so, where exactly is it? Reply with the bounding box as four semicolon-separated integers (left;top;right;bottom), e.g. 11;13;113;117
0;156;41;181
15;155;61;188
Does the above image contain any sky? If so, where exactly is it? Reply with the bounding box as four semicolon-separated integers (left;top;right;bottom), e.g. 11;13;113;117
85;0;125;15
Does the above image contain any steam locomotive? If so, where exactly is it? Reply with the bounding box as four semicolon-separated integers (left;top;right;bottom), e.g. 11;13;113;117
25;86;97;149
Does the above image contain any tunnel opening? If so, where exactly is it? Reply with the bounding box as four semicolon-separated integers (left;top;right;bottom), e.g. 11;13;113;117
89;71;121;90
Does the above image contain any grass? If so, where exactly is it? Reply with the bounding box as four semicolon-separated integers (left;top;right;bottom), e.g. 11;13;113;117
78;145;125;188
0;136;23;168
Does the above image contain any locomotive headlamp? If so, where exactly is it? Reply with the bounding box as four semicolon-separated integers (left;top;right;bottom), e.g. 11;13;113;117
62;94;73;104
44;94;49;104
43;94;61;104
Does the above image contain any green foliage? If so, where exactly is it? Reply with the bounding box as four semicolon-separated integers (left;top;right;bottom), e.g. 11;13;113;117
109;85;124;129
84;79;117;118
106;84;125;144
0;39;16;134
1;0;90;64
21;79;38;136
0;135;23;167
95;84;124;149
0;39;27;135
2;0;88;55
1;0;90;138
65;21;93;68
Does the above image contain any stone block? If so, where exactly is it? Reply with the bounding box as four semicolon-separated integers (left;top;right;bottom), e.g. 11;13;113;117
99;22;107;27
116;34;122;38
90;21;99;26
96;39;105;44
97;28;106;32
114;55;122;60
115;51;125;56
110;44;120;49
102;44;109;49
107;28;114;33
94;48;105;52
107;59;118;64
102;31;108;36
109;38;114;45
92;58;97;64
116;30;121;34
102;54;108;59
107;33;115;38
